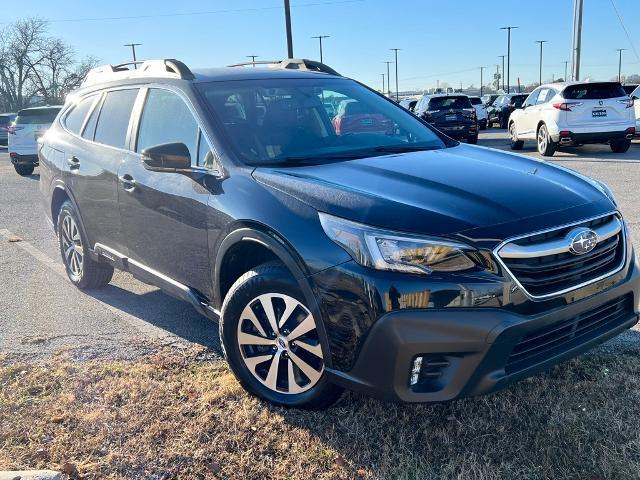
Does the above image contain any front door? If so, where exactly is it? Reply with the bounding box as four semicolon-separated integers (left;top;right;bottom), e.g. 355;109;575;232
117;87;213;294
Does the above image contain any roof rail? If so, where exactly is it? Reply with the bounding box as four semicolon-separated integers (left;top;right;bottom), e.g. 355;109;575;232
81;58;194;87
227;58;340;76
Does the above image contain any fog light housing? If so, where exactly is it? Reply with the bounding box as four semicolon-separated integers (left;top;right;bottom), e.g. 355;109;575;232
410;356;423;386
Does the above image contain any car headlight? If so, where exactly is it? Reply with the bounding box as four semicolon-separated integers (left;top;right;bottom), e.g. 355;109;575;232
319;212;476;274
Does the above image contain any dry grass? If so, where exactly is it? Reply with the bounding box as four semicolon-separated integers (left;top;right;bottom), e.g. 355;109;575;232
2;346;640;480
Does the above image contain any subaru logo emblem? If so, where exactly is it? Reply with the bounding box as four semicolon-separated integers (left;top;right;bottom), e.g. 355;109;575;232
567;228;598;255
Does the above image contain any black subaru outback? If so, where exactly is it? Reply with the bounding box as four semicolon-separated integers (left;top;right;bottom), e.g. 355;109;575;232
39;58;639;409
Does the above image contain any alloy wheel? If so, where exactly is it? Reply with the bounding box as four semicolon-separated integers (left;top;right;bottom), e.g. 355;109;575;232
237;293;324;394
61;215;83;277
510;123;517;142
537;126;548;153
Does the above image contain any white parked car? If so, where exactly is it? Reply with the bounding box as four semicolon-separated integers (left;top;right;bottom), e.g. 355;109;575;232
469;96;488;129
508;82;636;156
631;85;640;136
8;105;62;175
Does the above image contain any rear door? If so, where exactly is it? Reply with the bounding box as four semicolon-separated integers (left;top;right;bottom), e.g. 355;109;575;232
118;87;213;293
562;82;632;127
65;88;139;255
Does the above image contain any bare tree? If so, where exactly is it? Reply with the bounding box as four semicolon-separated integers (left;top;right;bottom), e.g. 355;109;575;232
0;17;97;111
0;18;47;111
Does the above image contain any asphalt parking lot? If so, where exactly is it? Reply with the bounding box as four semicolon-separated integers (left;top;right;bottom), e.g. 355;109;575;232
2;130;640;361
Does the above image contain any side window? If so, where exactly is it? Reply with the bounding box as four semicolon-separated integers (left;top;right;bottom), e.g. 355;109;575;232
525;90;540;107
197;130;216;168
94;89;139;148
64;95;96;135
136;89;198;162
536;89;550;105
82;95;102;141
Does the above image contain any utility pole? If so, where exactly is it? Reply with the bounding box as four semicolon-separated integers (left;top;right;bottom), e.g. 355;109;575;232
479;66;485;96
284;0;294;59
498;55;506;91
383;61;393;97
571;0;583;81
500;27;518;93
617;48;626;83
563;60;570;81
312;35;330;63
495;64;500;91
390;48;401;101
246;55;259;67
381;73;385;93
123;43;142;69
535;40;547;85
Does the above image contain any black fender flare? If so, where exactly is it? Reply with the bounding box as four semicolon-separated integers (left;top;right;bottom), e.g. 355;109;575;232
214;226;333;368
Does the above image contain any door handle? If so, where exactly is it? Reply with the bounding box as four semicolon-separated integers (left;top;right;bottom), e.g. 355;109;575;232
67;156;80;170
119;173;136;192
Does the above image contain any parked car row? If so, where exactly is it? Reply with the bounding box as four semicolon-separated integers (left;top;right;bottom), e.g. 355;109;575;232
1;57;633;411
508;81;636;156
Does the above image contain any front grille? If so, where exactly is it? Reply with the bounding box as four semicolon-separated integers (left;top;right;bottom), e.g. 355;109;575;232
497;214;625;298
505;294;633;374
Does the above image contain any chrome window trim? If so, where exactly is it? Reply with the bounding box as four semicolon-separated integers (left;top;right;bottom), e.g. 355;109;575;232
492;211;627;301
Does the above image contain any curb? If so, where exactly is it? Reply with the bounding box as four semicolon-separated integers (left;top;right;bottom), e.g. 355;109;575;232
0;472;63;480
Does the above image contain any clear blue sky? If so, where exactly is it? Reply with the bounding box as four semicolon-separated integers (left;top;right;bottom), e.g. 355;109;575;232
6;0;640;91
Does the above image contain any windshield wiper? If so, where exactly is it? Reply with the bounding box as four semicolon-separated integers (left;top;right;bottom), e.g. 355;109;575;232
372;144;442;153
263;151;373;166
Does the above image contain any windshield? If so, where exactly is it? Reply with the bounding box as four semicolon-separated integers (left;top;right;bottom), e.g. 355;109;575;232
469;97;482;105
197;78;449;166
427;96;472;110
511;95;527;107
15;108;61;125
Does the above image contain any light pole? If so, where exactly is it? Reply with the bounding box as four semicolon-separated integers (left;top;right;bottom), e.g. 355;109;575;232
479;66;485;96
312;35;330;63
535;40;547;85
384;61;393;97
390;48;401;101
381;73;385;93
500;27;518;93
563;60;570;81
498;55;506;91
617;48;626;83
284;0;294;58
572;0;584;81
246;55;259;67
123;43;142;69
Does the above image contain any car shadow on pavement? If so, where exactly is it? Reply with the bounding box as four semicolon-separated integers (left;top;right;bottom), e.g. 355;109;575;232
88;284;222;352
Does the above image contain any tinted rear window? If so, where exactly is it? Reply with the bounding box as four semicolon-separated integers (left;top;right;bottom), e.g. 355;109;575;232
428;96;472;110
94;89;139;149
622;85;638;95
15;108;61;125
469;97;482;105
562;83;626;100
0;115;11;126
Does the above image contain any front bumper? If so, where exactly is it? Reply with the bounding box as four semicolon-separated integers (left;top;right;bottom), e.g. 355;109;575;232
325;260;640;403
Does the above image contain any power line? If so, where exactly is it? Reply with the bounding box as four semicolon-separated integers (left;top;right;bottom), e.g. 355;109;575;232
0;0;365;24
609;0;640;62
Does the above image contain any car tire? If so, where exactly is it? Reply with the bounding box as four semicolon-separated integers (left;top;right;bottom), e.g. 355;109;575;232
536;124;556;157
57;201;114;289
467;134;478;144
509;122;524;150
610;139;631;153
220;261;343;410
499;114;508;129
14;164;34;176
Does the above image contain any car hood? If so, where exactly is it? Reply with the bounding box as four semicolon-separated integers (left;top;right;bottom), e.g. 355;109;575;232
252;144;614;242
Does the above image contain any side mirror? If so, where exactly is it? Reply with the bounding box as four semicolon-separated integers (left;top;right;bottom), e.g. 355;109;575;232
142;142;191;171
633;95;639;100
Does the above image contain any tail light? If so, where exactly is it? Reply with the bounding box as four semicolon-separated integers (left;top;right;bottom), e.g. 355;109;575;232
618;98;634;108
7;125;24;135
553;102;583;111
422;111;433;122
626;127;636;134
